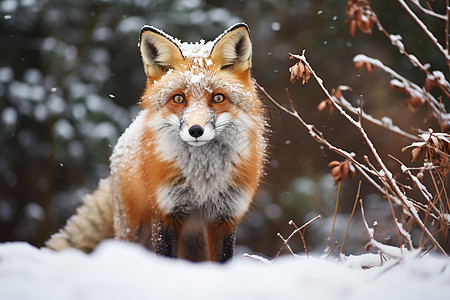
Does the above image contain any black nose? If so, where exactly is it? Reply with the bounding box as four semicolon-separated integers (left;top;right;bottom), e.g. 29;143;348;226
189;125;204;138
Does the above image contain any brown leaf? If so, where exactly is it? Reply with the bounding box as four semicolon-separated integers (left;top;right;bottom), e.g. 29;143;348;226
439;120;450;132
317;100;327;112
290;63;300;83
364;62;375;75
341;161;350;178
328;160;355;183
424;77;435;93
318;99;334;114
417;171;424;182
290;61;310;85
350;20;357;36
404;96;424;112
411;147;422;162
345;0;375;36
333;87;342;99
354;60;364;71
328;161;341;168
390;81;408;94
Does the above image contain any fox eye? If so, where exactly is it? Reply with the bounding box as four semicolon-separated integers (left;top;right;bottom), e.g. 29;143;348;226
212;93;225;104
172;94;185;104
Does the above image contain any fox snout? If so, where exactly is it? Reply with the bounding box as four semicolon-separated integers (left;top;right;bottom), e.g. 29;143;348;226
188;125;204;138
180;120;215;146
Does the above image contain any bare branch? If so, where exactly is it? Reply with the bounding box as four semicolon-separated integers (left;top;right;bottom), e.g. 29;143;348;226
410;0;447;20
398;0;449;61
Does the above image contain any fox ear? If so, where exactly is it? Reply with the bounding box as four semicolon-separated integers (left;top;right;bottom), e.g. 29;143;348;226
139;26;184;80
210;23;252;73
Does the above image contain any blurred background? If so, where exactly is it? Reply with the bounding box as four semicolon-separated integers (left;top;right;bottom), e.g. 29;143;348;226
1;0;448;257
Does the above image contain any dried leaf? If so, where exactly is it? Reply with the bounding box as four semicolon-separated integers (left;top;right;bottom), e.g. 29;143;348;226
354;60;364;71
290;63;300;83
328;161;341;168
290;61;310;85
417;171;424;182
333;87;342;99
440;120;450;132
364;62;375;75
350;20;357;36
345;0;376;36
405;96;424;111
317;100;327;112
411;147;422;162
328;160;355;183
424;77;435;93
318;99;334;114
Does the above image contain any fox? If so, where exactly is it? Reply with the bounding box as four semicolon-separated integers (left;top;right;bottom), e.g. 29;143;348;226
45;23;267;262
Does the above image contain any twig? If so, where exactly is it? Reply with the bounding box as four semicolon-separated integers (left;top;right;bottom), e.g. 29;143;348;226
369;1;450;100
410;0;447;20
398;0;449;61
273;215;321;260
339;180;362;258
447;0;450;62
385;189;404;250
334;92;419;140
327;182;341;251
275;232;296;258
375;4;449;94
325;241;338;258
289;220;310;257
354;54;447;118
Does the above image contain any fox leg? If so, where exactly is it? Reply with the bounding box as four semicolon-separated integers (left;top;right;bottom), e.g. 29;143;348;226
151;215;180;258
207;220;236;263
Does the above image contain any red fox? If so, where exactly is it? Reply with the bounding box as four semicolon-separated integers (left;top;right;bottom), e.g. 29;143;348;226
46;23;267;262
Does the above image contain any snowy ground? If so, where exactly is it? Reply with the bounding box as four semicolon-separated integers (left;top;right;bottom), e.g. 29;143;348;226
0;241;449;300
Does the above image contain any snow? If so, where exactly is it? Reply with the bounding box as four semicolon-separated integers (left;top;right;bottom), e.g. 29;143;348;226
444;214;450;223
432;70;448;86
0;67;14;82
1;107;18;126
1;0;18;12
1;241;449;300
271;22;281;32
24;203;45;220
190;73;205;83
390;34;404;51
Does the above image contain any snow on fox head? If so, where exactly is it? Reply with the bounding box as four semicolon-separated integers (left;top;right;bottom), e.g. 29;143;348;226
138;23;264;148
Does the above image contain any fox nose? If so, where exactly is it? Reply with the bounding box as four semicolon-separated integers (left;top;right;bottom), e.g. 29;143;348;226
189;125;204;138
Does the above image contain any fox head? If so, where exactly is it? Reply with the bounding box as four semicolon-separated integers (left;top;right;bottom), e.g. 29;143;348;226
138;23;263;149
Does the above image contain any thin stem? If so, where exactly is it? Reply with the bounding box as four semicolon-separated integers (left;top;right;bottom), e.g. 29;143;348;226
335;93;418;140
354;54;446;116
386;190;403;250
273;215;321;261
289;220;310;258
410;0;447;20
339;180;362;258
446;0;450;62
328;182;341;251
398;0;449;60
